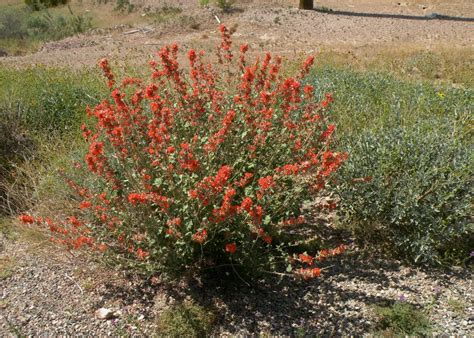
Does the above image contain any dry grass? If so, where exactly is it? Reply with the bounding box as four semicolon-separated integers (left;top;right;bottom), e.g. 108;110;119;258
0;256;17;280
316;43;474;87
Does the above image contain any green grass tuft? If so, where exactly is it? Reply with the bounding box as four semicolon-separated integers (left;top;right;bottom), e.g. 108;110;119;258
156;302;216;337
374;302;431;335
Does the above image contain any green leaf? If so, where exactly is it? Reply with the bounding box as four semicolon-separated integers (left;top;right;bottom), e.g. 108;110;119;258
263;215;271;225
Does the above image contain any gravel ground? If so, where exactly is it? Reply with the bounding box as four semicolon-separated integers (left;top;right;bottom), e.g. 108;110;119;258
1;224;472;336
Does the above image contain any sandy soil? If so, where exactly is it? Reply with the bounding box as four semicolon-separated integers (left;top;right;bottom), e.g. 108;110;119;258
1;0;473;69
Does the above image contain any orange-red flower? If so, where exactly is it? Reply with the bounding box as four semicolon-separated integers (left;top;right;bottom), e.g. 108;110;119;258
297;267;321;280
299;253;314;265
225;242;237;254
127;193;148;205
98;243;108;252
19;214;35;224
257;176;275;199
258;176;275;190
79;201;92;209
240;197;253;213
68;216;81;227
192;229;208;244
137;248;149;260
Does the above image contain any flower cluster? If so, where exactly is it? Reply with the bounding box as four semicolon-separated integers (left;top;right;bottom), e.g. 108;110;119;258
24;25;346;279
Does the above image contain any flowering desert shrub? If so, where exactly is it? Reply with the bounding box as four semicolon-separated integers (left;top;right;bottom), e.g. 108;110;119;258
20;25;345;278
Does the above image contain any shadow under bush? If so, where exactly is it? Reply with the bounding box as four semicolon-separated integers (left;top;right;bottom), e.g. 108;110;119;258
335;121;473;265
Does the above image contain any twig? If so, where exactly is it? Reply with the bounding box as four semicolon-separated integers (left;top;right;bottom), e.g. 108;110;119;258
123;29;141;35
65;274;84;294
417;181;439;202
230;262;250;287
320;264;335;271
261;264;335;278
260;270;293;277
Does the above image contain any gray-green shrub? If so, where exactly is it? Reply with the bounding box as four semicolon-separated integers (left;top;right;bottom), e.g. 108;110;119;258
0;5;91;50
335;122;473;265
306;67;473;265
0;8;29;39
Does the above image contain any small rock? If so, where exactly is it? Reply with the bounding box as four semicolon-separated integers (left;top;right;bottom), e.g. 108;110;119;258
95;308;120;320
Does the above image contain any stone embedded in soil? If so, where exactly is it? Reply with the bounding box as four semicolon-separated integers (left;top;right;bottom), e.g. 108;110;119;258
94;308;120;320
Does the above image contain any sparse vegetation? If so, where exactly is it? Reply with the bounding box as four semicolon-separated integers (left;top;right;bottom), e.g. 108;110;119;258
151;5;184;25
373;302;431;335
114;0;134;13
216;0;234;12
447;298;466;314
156;302;216;337
25;0;68;11
0;257;17;280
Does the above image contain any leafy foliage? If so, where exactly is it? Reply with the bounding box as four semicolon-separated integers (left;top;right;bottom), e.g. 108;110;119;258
335;122;473;265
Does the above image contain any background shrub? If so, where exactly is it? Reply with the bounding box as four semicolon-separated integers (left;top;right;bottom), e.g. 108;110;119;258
25;0;68;11
0;7;29;40
26;8;92;41
303;67;473;265
0;66;103;216
0;66;103;133
0;5;91;55
334;112;473;265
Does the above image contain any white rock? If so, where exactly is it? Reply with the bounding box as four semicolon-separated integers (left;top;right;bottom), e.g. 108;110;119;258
95;308;119;320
